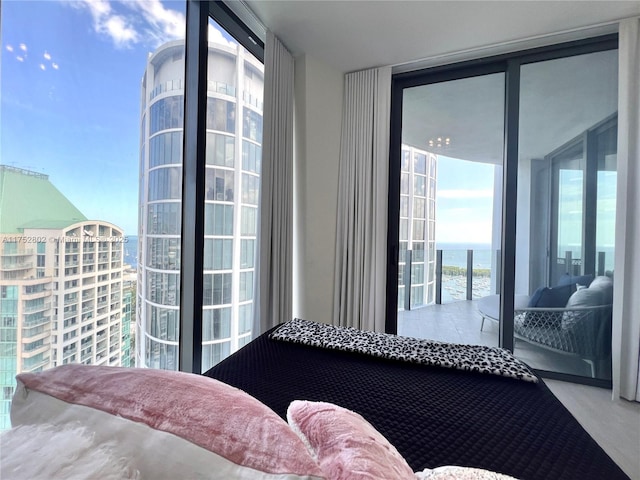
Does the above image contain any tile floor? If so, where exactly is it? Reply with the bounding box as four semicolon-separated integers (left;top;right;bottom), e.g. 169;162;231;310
397;299;595;377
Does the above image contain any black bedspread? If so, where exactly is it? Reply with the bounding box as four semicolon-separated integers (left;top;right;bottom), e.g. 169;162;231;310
204;329;629;480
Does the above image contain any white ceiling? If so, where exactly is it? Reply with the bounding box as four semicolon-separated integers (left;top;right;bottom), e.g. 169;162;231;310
245;1;639;74
245;1;634;163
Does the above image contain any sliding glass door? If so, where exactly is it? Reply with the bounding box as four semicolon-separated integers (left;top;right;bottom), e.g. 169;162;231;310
394;73;505;347
516;49;618;381
388;36;619;386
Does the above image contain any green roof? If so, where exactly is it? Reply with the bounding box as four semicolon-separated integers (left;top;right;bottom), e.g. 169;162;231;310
0;165;87;234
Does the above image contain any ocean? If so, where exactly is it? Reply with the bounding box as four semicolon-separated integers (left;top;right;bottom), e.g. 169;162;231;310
437;243;493;303
124;235;138;269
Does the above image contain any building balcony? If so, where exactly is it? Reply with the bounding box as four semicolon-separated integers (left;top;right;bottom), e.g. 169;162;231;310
23;301;51;313
23;315;50;329
22;289;51;301
1;248;34;257
22;356;50;372
1;261;34;271
64;296;79;306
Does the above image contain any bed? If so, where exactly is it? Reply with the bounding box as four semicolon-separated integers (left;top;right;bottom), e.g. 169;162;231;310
3;318;629;480
204;319;629;480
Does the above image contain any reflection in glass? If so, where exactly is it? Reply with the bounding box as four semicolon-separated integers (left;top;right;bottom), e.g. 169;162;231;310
515;49;618;380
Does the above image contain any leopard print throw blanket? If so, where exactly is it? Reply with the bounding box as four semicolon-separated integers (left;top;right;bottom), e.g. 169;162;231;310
271;318;538;383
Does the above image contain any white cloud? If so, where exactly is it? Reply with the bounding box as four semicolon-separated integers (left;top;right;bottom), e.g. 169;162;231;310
104;14;140;46
69;0;185;49
437;189;494;199
129;0;185;44
208;24;236;48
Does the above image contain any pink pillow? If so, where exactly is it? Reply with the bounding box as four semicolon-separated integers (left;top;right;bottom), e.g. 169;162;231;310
287;400;415;480
13;365;325;479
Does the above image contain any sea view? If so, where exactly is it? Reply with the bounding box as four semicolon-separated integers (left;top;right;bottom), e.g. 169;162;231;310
438;243;493;303
124;235;138;269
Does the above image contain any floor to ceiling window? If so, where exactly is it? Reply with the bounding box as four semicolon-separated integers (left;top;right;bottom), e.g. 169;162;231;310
394;72;505;347
388;35;618;386
515;49;617;382
0;0;263;430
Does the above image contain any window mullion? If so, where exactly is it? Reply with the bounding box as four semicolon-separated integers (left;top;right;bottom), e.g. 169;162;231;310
179;0;208;373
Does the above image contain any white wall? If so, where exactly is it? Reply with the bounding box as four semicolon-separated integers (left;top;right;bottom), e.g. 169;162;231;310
292;54;343;323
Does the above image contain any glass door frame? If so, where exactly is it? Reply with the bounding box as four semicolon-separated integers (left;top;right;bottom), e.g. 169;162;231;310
386;34;618;387
180;1;265;373
547;113;617;285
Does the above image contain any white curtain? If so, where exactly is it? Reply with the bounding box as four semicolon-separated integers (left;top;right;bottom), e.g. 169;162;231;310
612;16;640;402
254;31;294;335
333;67;392;332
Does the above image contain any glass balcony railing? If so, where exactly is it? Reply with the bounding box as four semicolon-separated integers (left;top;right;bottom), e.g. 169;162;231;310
399;247;613;310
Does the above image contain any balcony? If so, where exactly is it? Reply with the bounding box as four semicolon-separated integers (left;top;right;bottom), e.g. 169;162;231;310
23;301;51;314
397;247;613;380
1;260;34;271
1;248;34;257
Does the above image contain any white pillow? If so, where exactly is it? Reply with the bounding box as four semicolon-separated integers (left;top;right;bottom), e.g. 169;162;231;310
415;465;518;479
1;423;138;480
12;365;325;480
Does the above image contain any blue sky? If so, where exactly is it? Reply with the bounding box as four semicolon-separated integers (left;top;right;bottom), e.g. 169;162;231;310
435;155;495;246
1;0;234;236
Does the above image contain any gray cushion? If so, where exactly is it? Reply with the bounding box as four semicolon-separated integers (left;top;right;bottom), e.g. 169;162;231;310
565;287;607;308
588;275;614;304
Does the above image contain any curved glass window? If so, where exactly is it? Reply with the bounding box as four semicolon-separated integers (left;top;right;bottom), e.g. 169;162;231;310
202;307;231;341
205;168;234;202
146;306;179;341
148;167;182;201
205;204;233;236
239;271;253;301
203;239;233;270
238;304;252;334
242;173;259;205
203;273;232;305
148;202;181;235
240;206;257;236
146;237;180;270
202;342;230;368
206;133;234;167
242;141;261;173
150;132;183;167
243;109;262;143
146;271;180;306
240;239;255;268
145;337;178;371
150;96;184;134
206;98;235;133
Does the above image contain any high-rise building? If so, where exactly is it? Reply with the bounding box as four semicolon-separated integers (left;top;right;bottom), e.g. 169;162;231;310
137;40;264;372
398;145;438;309
0;165;128;429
